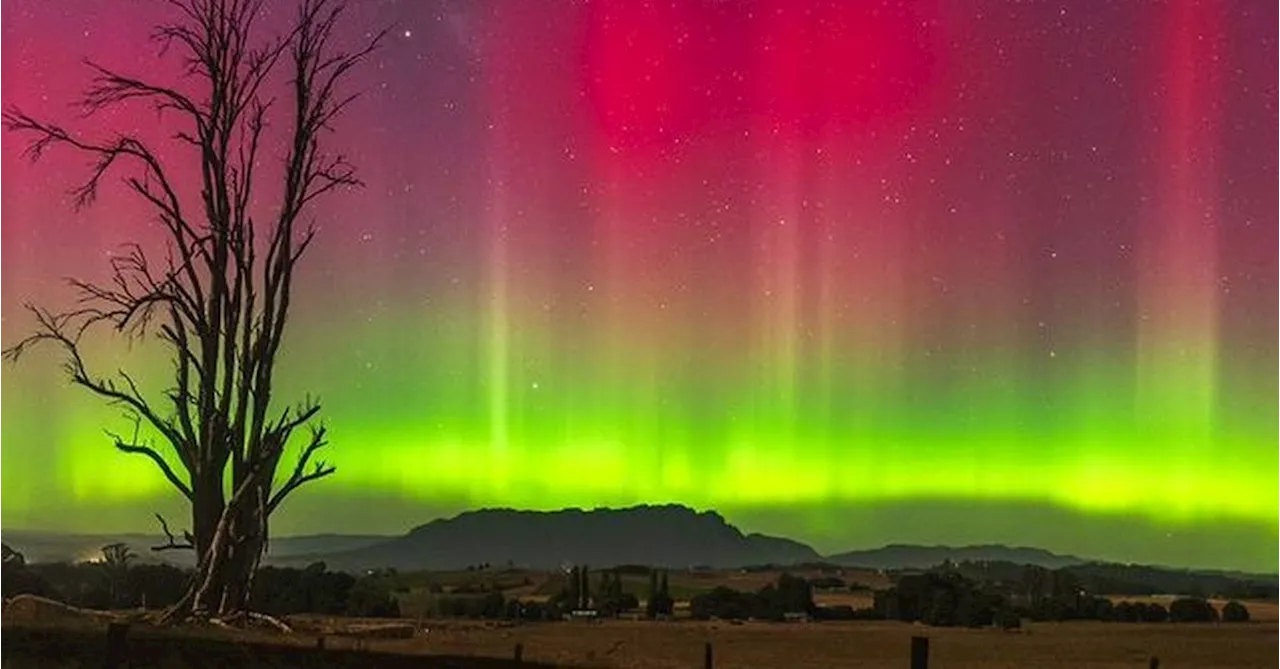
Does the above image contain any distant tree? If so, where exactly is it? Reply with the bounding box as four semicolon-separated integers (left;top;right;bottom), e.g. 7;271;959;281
609;569;624;598
1109;601;1139;622
346;577;400;618
1168;597;1218;623
995;607;1022;630
3;543;25;568
598;570;611;601
568;567;583;608
808;575;846;590
125;563;189;609
1139;602;1169;623
690;586;755;621
775;573;816;614
478;592;505;619
646;569;674;618
1221;600;1250;623
925;588;959;627
1;544;54;599
100;543;137;608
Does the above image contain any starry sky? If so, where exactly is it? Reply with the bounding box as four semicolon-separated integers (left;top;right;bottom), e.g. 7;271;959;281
1;0;1276;572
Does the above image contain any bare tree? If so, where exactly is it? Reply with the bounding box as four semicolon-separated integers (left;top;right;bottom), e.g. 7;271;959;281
100;542;137;607
3;0;382;624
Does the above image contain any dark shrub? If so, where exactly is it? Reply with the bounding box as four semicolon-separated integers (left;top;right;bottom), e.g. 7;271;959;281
809;576;846;590
690;587;755;621
1109;601;1139;622
1168;597;1218;623
1221;600;1250;623
995;608;1021;630
1139;602;1169;622
814;605;855;620
346;578;400;618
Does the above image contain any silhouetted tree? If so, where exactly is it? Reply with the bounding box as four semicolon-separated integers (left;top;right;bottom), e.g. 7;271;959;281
1221;600;1250;623
100;543;137;607
646;569;674;618
565;567;582;610
1;544;54;599
2;0;383;625
3;543;25;568
1168;597;1218;622
608;569;624;598
125;563;189;609
346;577;400;618
598;570;611;600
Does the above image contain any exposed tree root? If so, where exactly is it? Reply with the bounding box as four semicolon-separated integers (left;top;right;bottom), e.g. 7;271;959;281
155;609;293;634
246;611;294;634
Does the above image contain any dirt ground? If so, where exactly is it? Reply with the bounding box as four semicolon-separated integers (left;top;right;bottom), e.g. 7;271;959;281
3;613;1275;669
312;618;1275;669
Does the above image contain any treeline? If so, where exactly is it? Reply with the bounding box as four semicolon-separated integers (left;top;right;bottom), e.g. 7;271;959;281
415;565;677;621
872;567;1253;627
684;568;1253;627
1;544;398;618
689;573;817;621
946;560;1277;600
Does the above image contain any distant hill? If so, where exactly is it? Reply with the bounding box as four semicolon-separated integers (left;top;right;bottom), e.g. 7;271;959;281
1;530;389;567
825;543;1086;570
307;504;822;572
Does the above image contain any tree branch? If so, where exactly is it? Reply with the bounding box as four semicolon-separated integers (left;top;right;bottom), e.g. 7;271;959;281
152;513;196;552
108;416;193;501
267;424;333;515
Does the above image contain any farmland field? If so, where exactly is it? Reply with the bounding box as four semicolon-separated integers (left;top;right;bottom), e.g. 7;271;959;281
334;617;1278;669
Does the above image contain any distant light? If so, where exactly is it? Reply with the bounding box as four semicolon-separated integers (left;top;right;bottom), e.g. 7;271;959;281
403;29;413;38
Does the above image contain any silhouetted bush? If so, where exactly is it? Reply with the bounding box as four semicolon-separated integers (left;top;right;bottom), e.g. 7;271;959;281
1221;600;1250;623
346;577;400;618
689;574;815;621
23;562;111;609
814;605;855;620
995;608;1021;630
808;576;846;590
250;562;356;615
875;571;1003;627
1168;597;1218;623
690;587;757;621
1139;602;1169;622
851;606;885;620
123;563;188;609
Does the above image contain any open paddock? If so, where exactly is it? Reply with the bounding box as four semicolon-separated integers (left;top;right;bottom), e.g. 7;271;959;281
381;618;1277;669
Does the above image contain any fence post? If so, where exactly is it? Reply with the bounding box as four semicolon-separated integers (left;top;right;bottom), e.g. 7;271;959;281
1149;657;1160;669
910;636;928;669
514;642;524;665
704;641;713;669
103;622;130;669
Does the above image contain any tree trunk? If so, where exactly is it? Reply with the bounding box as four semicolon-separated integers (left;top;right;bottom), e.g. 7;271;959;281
166;486;266;623
191;470;225;559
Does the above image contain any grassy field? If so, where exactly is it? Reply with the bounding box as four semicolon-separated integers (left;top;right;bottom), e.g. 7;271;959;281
4;607;1275;669
308;617;1276;669
353;566;1280;669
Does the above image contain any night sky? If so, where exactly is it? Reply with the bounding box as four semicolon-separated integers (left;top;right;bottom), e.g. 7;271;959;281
1;0;1276;572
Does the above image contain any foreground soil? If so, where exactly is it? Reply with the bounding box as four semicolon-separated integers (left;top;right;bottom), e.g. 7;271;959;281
355;618;1277;669
10;593;1280;665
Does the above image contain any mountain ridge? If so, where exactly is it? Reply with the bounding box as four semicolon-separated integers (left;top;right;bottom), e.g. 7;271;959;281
4;505;1275;580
